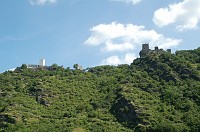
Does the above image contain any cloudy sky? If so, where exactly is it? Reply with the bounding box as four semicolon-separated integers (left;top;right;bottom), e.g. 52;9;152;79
0;0;199;72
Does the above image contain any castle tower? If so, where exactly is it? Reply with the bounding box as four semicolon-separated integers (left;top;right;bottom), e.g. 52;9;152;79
139;43;150;58
166;49;171;53
142;44;149;51
39;59;45;67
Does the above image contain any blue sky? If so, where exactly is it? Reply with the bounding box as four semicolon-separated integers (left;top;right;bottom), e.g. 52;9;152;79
0;0;199;72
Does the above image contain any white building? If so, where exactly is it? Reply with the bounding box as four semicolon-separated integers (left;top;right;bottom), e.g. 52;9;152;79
27;59;46;68
39;59;45;67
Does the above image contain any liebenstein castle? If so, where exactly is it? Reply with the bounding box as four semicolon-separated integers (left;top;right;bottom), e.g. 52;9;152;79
139;43;171;58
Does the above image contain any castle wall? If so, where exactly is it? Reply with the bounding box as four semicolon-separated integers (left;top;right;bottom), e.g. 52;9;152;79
139;44;171;57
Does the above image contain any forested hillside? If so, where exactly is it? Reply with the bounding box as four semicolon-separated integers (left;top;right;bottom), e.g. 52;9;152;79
0;48;200;132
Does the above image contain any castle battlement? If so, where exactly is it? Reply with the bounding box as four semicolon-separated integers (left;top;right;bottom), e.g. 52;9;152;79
139;43;171;58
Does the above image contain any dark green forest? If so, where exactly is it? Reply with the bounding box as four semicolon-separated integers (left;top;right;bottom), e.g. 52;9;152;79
0;47;200;132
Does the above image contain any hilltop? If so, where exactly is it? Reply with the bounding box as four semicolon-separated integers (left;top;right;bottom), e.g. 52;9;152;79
0;47;200;132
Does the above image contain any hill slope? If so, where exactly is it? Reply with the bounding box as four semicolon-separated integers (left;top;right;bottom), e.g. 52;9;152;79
0;48;200;132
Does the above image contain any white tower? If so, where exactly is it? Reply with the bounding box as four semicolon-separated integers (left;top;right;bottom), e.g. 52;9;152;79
39;59;45;66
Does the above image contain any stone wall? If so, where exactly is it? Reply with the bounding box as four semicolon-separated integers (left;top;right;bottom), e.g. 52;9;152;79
139;44;171;58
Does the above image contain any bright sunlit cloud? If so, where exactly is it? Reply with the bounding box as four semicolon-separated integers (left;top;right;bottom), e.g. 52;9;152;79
85;22;182;51
153;0;200;31
101;53;136;65
85;22;182;65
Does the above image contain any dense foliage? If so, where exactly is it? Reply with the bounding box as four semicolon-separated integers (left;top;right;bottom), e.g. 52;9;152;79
0;48;200;132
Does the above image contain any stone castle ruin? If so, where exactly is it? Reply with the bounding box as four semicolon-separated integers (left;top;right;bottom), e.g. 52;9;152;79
139;43;171;58
27;59;46;69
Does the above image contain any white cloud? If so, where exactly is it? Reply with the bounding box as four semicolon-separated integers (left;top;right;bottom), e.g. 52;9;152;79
111;0;142;5
85;22;182;65
153;0;200;31
102;55;121;65
29;0;57;6
85;22;181;51
103;41;134;52
102;53;136;65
